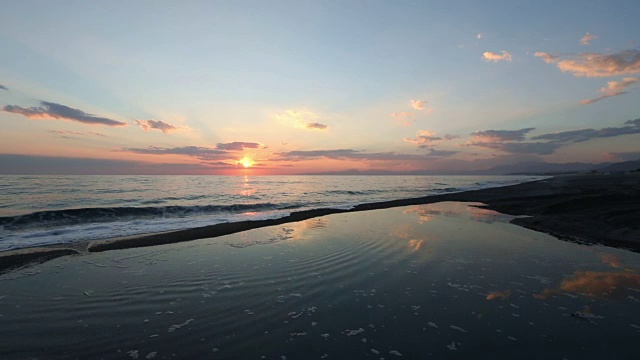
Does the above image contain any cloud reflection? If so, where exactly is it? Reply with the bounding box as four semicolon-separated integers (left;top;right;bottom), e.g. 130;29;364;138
534;270;640;299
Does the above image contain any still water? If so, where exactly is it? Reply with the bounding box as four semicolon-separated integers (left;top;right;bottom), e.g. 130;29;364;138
1;202;638;359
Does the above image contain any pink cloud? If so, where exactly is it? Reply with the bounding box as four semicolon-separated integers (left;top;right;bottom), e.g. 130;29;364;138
410;100;427;110
580;33;598;46
536;49;640;77
581;77;640;104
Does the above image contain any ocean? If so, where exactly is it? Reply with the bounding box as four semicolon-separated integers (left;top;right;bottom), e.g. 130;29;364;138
0;175;542;251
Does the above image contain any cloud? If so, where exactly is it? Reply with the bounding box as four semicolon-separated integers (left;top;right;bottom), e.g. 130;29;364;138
580;33;598;46
536;49;640;77
0;154;229;175
424;147;458;157
276;149;427;162
443;134;461;140
123;146;229;160
410;100;427;110
476;33;483;40
580;77;640;104
470;128;535;142
216;142;267;151
307;122;328;130
48;129;107;137
534;51;559;64
3;101;127;126
135;119;178;134
404;130;442;146
391;112;416;127
274;109;328;130
467;141;563;155
482;51;512;62
532;118;640;142
0;84;8;91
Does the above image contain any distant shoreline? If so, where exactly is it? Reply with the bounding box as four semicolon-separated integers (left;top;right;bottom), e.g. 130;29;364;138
2;173;638;272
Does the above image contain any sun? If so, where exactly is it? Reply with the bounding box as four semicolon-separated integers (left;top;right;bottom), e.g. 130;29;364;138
239;156;254;168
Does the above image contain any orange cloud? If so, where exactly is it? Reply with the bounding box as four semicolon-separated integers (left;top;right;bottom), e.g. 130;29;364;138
410;100;427;110
483;51;512;62
580;33;598;46
580;77;640;104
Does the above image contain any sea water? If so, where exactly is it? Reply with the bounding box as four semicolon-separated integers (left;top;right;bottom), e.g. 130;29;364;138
0;175;541;251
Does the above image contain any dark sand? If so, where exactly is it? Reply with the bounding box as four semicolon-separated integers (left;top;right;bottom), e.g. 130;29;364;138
2;173;639;272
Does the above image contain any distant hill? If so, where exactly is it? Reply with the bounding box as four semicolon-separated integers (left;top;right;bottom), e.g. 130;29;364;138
303;159;640;176
480;161;607;175
596;160;640;173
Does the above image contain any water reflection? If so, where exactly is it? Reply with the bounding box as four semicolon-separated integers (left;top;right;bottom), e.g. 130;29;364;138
403;202;514;224
407;239;425;252
486;289;511;300
535;270;640;299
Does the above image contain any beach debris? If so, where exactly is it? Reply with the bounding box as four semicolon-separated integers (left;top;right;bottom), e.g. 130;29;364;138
83;290;94;297
450;325;467;333
389;350;403;356
168;318;194;332
345;328;365;336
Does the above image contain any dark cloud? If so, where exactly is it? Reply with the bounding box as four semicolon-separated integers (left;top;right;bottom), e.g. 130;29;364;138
306;122;328;130
3;101;127;126
467;141;562;155
0;154;229;175
0;84;8;91
123;146;229;160
424;148;458;157
216;142;267;151
135;119;177;134
443;134;461;140
532;119;640;142
470;128;535;142
276;149;426;162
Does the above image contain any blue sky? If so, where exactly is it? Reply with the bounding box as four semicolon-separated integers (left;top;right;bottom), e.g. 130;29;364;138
1;0;639;174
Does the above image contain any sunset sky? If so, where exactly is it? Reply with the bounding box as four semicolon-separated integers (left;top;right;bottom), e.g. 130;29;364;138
1;0;639;174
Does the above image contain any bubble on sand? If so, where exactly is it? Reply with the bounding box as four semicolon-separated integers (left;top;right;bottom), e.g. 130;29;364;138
168;319;194;333
450;325;466;333
345;328;365;336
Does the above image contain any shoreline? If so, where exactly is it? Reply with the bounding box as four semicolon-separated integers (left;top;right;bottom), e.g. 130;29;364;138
2;173;638;272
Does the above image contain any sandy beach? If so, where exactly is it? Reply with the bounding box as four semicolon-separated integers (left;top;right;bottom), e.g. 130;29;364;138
1;173;639;272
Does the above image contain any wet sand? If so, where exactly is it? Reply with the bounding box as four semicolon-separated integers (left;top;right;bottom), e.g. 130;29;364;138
2;173;639;272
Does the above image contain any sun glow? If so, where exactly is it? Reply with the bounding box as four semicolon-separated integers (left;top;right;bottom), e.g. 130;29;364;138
239;156;254;168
